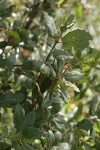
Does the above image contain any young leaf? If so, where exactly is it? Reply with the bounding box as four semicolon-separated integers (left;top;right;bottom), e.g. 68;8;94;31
66;14;75;25
74;129;88;137
8;30;21;44
62;29;92;50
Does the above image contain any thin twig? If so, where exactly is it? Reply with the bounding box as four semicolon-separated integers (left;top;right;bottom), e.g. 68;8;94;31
61;64;71;78
13;64;22;67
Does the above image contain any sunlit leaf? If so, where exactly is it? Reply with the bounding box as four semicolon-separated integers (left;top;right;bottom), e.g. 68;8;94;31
62;29;92;50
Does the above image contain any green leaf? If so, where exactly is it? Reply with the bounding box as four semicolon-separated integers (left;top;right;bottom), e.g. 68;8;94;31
50;97;62;114
57;142;70;150
40;64;50;75
42;93;53;108
94;122;100;133
89;96;99;116
62;29;92;50
22;61;34;71
19;29;28;41
0;57;13;70
2;124;9;137
64;80;80;92
58;87;69;103
0;41;7;48
40;76;52;93
84;143;92;150
13;20;24;31
46;130;55;150
65;70;83;82
74;129;88;137
32;83;41;99
66;14;75;25
34;109;50;127
0;92;25;107
0;20;8;29
14;104;25;131
44;12;57;36
20;111;35;131
57;58;65;76
53;49;73;60
33;60;43;72
8;30;21;44
48;64;56;78
22;127;44;139
76;119;93;131
22;143;34;150
0;3;15;17
54;131;62;145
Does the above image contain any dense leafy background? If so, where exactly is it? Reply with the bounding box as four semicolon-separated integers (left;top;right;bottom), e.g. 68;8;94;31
0;0;100;150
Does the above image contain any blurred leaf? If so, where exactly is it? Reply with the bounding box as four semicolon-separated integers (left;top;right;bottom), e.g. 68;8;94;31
54;131;62;145
53;49;73;60
89;96;99;116
14;104;25;131
66;14;75;25
65;70;83;82
42;93;53;108
32;83;41;99
57;58;65;76
19;29;28;41
58;87;69;103
74;129;88;137
0;1;15;18
22;127;44;139
0;92;26;107
12;20;24;31
76;119;93;131
34;108;50;127
84;143;92;150
46;130;55;150
57;142;70;150
40;64;50;75
0;57;13;70
64;80;80;92
44;12;57;36
62;29;92;50
94;121;100;133
0;20;8;29
20;111;35;131
8;31;21;44
22;143;34;150
51;99;62;114
0;41;7;48
2;124;8;137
